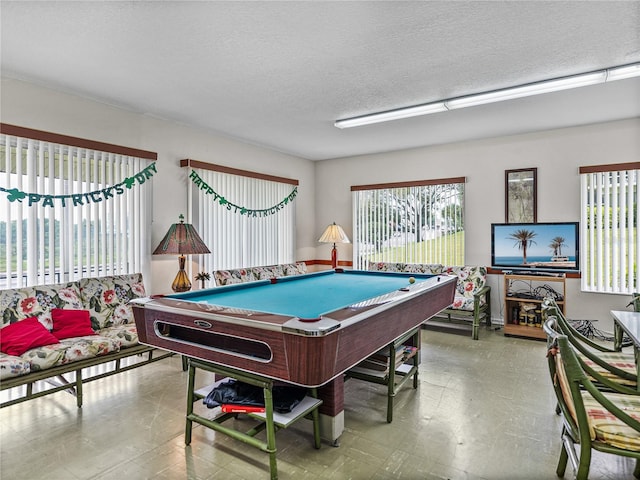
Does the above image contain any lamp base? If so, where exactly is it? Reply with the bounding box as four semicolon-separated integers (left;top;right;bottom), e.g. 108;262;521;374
172;255;192;293
331;245;338;269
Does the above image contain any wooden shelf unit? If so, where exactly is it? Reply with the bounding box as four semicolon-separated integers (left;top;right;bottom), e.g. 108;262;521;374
503;273;566;340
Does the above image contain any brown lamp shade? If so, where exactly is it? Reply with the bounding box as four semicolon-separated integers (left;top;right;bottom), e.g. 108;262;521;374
153;215;211;255
153;215;210;292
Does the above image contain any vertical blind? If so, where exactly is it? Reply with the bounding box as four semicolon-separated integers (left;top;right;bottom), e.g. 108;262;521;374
0;126;155;288
352;178;465;270
185;160;297;274
580;163;640;294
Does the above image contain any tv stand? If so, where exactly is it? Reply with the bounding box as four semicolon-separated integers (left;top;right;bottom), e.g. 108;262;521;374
503;272;566;340
510;270;563;277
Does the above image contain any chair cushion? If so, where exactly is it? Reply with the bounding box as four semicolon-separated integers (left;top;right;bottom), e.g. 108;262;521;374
443;266;488;308
582;390;640;450
578;351;637;387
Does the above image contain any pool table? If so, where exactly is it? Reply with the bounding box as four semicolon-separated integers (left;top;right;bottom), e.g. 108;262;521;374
132;268;456;442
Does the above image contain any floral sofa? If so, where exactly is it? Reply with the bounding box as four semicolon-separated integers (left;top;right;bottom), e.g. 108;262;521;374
214;262;308;286
0;273;172;408
368;262;491;340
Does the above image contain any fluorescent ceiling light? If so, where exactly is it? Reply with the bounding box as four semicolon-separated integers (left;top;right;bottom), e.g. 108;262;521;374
446;71;607;109
607;63;640;81
335;62;640;128
334;102;447;129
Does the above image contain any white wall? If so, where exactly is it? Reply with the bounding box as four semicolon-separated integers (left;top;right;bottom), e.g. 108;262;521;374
314;118;640;331
3;76;639;331
0;78;316;294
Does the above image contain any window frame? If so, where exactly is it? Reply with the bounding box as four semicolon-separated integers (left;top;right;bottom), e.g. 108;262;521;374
181;159;298;275
351;177;466;269
0;123;156;288
580;162;640;294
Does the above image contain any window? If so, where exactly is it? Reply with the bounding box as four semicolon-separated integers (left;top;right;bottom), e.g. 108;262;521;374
182;159;297;273
352;177;465;269
580;163;640;294
0;124;156;288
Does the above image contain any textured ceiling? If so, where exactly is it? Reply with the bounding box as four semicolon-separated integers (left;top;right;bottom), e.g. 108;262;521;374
1;1;639;160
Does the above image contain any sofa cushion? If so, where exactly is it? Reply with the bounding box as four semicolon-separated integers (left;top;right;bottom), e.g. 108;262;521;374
79;273;146;330
214;263;308;286
0;317;61;356
51;309;96;340
17;335;122;371
20;342;69;371
57;336;121;364
98;324;139;348
253;265;284;279
283;262;308;275
0;282;83;329
367;262;443;274
213;269;246;286
0;352;31;380
233;268;257;283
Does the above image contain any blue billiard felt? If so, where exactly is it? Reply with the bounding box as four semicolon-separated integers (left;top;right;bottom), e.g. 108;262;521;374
171;271;433;320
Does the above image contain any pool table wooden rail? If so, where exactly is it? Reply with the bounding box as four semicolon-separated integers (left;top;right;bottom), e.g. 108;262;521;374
131;275;456;388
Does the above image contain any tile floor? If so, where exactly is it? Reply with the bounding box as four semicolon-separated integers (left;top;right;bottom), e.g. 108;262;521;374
0;327;637;479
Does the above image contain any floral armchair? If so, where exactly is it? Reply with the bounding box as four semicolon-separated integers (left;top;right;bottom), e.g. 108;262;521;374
368;262;491;340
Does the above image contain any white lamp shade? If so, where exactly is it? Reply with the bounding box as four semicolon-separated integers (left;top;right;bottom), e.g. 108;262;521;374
318;223;350;244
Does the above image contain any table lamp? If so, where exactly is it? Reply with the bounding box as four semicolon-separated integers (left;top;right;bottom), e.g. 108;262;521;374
318;222;350;269
153;214;211;292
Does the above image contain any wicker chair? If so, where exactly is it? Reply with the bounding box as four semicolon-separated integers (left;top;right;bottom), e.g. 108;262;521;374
544;318;640;479
628;293;640;313
542;297;637;392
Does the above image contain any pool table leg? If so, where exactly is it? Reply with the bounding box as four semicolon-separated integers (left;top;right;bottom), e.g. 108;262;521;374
317;377;345;446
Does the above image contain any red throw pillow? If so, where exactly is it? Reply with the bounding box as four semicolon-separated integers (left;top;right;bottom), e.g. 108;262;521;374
51;309;96;340
0;317;60;356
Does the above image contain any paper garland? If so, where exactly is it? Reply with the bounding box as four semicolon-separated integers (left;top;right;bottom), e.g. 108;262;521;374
189;169;297;217
0;162;157;208
0;163;296;215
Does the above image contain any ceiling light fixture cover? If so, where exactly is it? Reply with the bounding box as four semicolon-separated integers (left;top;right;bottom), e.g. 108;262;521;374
607;63;640;81
335;102;448;129
334;62;640;128
445;71;607;109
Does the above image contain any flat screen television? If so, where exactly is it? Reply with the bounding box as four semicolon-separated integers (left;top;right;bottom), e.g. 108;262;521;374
491;222;580;272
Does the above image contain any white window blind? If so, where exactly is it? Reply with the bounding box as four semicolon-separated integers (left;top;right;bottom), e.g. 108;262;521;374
0;125;155;288
184;160;297;273
352;178;465;269
580;163;640;294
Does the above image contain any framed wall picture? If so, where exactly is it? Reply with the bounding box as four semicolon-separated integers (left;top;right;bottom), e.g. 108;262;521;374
505;168;537;223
